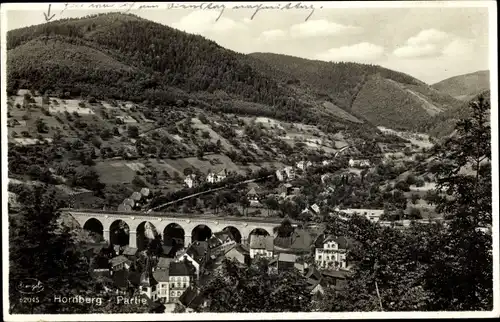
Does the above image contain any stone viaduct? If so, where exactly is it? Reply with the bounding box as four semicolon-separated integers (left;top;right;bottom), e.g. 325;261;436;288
63;208;295;248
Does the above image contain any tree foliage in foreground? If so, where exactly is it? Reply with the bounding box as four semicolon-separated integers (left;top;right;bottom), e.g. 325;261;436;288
9;185;149;313
200;258;312;312
317;94;492;311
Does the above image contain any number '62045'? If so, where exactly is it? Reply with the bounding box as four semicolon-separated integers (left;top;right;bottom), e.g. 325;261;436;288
20;297;39;303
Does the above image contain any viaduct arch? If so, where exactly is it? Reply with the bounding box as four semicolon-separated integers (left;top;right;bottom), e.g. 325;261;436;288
65;209;293;249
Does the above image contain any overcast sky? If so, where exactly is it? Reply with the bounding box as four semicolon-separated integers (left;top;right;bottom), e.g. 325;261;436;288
5;4;492;84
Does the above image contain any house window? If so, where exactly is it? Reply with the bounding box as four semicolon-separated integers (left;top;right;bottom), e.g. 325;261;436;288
142;287;147;292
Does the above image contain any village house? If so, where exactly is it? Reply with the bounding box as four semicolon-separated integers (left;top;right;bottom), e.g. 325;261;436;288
178;241;210;278
283;166;296;180
249;235;274;259
322;160;332;166
296;160;313;171
216;169;228;181
275;169;287;181
339;208;384;223
109;255;131;272
279;183;294;197
247;187;261;206
152;269;170;303
348;158;371;168
139;257;159;301
277;253;297;271
273;229;314;256
321;269;350;291
305;266;326;295
302;203;321;217
184;174;197;188
314;235;351;270
207;230;237;256
206;172;217;184
224;244;250;266
207;169;228;183
152;260;194;304
179;287;207;312
168;261;194;303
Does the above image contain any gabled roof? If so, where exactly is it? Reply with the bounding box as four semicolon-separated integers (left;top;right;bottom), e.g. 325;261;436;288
278;253;296;263
225;244;249;256
305;266;322;281
157;257;173;269
247;187;258;196
162;245;174;255
274;236;292;249
109;255;131;267
179;287;205;309
216;169;227;176
186;241;209;264
169;261;192;276
249;235;274;251
213;230;235;242
152;269;170;282
207;235;223;249
322;269;350;279
323;236;353;249
122;246;138;256
290;229;313;251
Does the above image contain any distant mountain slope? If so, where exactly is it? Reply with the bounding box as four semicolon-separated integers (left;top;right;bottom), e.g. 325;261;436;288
7;12;351;127
249;52;462;131
425;90;490;137
432;70;490;101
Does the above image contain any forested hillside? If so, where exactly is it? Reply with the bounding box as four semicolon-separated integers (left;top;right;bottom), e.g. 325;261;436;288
250;52;462;131
424;90;491;138
432;70;490;100
7;13;333;126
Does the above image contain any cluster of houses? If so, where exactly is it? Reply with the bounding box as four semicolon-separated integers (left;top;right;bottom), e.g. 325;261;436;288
184;169;228;189
85;223;354;312
117;188;152;211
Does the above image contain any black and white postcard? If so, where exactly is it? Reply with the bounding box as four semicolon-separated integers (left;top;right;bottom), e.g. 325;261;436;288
1;1;498;320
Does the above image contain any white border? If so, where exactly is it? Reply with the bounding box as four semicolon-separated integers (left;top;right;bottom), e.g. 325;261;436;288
1;1;499;321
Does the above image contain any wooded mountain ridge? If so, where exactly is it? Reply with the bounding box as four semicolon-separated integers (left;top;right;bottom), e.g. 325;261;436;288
7;12;485;136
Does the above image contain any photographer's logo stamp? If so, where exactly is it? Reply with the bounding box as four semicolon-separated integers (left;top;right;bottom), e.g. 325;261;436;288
16;278;44;295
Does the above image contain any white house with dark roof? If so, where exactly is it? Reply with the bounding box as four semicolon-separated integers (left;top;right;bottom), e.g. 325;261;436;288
168;261;194;303
348;158;371;168
249;235;274;259
339;208;384;223
296;160;313;171
315;235;351;270
216;169;228;181
283;166;295;180
178;241;209;278
109;255;131;271
275;169;287;181
184;174;197;188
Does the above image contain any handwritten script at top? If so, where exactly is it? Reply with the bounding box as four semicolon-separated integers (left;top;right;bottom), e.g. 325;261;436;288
58;2;323;22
